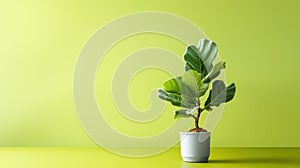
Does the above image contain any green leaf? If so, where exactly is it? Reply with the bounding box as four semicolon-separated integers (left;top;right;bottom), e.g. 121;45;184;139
158;89;195;108
184;38;218;77
182;70;202;97
163;77;181;94
159;70;210;109
182;70;209;97
158;89;181;107
174;109;192;119
199;83;209;97
203;61;226;83
162;75;199;107
184;45;201;73
204;80;236;107
225;83;236;102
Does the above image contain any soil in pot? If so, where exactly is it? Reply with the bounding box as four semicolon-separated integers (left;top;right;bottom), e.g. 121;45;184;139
188;128;207;132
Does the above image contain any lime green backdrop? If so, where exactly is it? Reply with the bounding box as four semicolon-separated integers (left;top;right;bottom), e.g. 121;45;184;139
1;0;299;147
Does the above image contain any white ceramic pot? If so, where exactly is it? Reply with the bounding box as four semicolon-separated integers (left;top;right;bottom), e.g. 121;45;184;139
179;132;210;162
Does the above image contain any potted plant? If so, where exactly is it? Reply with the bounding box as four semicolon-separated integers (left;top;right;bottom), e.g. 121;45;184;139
158;38;236;162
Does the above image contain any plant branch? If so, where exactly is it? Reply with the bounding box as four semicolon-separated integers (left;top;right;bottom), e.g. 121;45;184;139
194;107;200;129
191;115;197;120
203;105;212;112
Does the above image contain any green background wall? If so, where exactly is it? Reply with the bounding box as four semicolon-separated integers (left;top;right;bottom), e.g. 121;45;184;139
1;0;299;147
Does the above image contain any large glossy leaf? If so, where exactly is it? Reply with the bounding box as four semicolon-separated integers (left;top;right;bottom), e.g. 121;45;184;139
174;109;192;119
199;82;209;97
162;76;194;103
182;70;202;97
163;77;181;94
158;89;195;108
204;80;236;107
184;38;218;77
162;71;209;106
183;70;209;97
203;61;226;83
158;89;181;107
224;83;236;102
184;46;201;73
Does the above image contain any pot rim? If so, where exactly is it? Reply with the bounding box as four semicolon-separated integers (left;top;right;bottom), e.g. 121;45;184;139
179;132;211;135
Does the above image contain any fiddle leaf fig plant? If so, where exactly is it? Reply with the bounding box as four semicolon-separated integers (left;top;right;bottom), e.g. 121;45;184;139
158;38;236;132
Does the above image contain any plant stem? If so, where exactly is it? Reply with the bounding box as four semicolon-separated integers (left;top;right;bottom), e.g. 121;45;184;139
195;107;201;129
